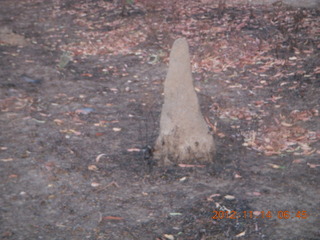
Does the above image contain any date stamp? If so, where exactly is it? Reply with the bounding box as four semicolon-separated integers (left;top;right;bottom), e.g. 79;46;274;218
212;210;310;220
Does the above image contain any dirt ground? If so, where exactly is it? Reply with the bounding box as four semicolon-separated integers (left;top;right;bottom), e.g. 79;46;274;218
0;0;319;239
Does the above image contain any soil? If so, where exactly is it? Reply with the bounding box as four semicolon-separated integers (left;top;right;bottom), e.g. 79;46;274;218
0;0;319;239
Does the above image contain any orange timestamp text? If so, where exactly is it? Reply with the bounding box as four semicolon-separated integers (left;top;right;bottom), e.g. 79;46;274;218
212;210;310;220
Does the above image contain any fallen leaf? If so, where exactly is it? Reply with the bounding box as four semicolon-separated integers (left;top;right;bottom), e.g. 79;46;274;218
314;66;320;74
60;129;81;135
292;159;304;164
1;158;13;162
178;164;205;168
179;177;187;182
280;82;289;86
268;163;281;169
127;148;141;152
81;73;93;77
264;151;281;156
163;234;174;240
236;231;246;237
229;83;242;88
207;193;221;201
169;212;182;216
217;132;226;137
106;181;120;188
307;163;320;168
281;122;293;127
194;87;201;92
95;153;107;162
53;119;64;125
246;192;261;196
224;195;236;200
268;163;285;169
103;216;124;221
304;148;316;156
88;165;98;171
48;195;56;199
110;88;118;93
91;182;100;187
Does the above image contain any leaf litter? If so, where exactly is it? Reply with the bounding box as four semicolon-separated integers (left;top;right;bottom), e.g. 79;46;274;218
0;0;319;239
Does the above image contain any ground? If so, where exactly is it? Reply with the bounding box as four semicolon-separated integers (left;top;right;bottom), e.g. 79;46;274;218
0;0;319;239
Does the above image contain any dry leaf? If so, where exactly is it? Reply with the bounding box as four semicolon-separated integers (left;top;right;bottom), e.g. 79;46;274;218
95;153;107;162
88;165;98;171
268;163;281;169
91;182;100;187
224;195;236;200
178;164;205;168
127;148;141;152
53;119;64;125
234;173;242;178
179;177;187;182
103;216;124;221
81;73;93;77
207;193;221;201
292;159;304;164
194;87;201;92
236;231;246;237
60;129;81;135
217;132;226;137
229;83;242;88
307;163;320;168
304;149;316;155
164;234;174;240
1;158;13;162
110;88;118;93
169;212;182;216
281;122;293;127
246;192;261;196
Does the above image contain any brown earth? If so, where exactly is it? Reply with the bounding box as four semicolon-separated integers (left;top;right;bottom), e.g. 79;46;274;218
0;0;319;239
